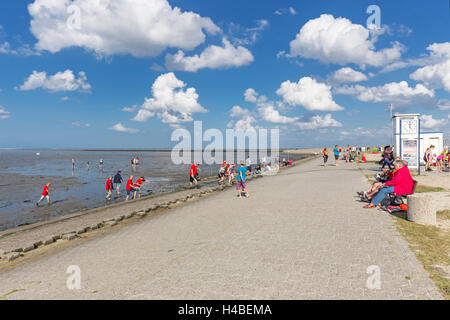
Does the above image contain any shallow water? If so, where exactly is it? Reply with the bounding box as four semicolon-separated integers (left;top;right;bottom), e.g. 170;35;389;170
0;149;307;231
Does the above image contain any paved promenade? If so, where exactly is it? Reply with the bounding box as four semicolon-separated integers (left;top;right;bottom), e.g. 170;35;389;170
0;159;442;299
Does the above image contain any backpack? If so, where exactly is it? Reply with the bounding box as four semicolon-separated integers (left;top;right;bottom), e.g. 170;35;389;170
380;193;403;208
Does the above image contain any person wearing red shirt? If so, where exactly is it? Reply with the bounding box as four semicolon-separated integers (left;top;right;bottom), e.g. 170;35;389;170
125;175;135;201
36;182;51;206
133;176;151;199
189;163;199;187
105;176;113;200
364;160;414;208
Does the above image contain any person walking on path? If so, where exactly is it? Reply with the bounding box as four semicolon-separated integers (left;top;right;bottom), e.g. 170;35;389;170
333;145;340;166
113;171;123;196
322;148;329;167
236;163;249;198
189;163;199;187
382;146;392;170
36;182;51;206
125;175;135;201
105;176;113;200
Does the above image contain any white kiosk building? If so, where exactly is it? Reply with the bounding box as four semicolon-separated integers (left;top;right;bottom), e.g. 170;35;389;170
392;113;444;170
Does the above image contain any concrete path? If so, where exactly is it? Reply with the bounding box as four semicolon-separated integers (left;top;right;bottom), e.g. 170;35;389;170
0;159;442;299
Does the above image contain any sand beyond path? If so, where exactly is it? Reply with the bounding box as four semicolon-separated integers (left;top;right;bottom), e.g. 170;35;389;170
0;159;442;299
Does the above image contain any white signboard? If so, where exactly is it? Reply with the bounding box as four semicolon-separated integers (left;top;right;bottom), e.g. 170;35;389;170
402;139;418;168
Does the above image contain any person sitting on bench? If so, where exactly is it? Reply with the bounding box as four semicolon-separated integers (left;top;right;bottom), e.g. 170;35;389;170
364;160;414;209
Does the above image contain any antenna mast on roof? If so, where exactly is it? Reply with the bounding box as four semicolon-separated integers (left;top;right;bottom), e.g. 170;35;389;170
389;104;393;146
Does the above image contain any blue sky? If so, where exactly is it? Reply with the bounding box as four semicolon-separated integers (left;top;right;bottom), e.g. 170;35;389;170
0;0;449;149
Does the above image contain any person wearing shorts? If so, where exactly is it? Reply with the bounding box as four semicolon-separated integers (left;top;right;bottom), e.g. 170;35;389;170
36;182;51;206
113;171;123;196
236;163;249;198
125;175;135;201
189;163;199;187
133;176;151;199
333;145;340;166
322;148;329;166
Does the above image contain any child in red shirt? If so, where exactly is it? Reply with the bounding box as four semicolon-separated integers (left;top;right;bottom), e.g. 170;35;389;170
106;176;113;200
36;182;51;206
133;176;151;199
125;175;134;201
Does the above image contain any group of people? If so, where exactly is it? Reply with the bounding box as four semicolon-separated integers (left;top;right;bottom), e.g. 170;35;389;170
424;145;450;173
190;156;282;199
105;172;151;201
38;154;287;206
358;158;414;209
322;145;363;166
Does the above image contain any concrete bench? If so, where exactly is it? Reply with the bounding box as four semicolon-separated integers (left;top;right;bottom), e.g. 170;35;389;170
407;193;436;226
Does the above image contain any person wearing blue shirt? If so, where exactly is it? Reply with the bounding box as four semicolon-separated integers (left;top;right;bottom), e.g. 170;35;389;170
236;163;250;198
113;171;123;196
333;145;340;166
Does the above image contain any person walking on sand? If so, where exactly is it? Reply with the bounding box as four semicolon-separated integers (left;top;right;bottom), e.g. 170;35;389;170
322;148;329;167
114;171;123;196
106;176;113;200
189;163;199;187
333;145;340;166
72;158;75;170
125;175;135;201
133;176;152;199
36;182;51;206
236;163;249;198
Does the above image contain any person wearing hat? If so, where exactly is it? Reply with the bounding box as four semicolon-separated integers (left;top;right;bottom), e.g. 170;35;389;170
113;170;123;196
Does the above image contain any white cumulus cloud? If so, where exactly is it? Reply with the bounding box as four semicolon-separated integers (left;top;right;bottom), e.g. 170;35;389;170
16;70;91;92
131;72;206;125
288;14;404;67
328;67;368;84
296;114;342;130
410;59;450;93
109;123;139;134
228;105;256;131
28;0;220;58
165;38;254;72
420;114;448;129
335;81;435;108
244;88;298;123
277;77;344;111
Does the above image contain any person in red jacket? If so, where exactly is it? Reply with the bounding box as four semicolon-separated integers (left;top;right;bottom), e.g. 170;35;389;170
364;160;414;208
189;163;199;187
36;182;51;206
132;176;151;199
125;175;134;201
106;176;113;200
